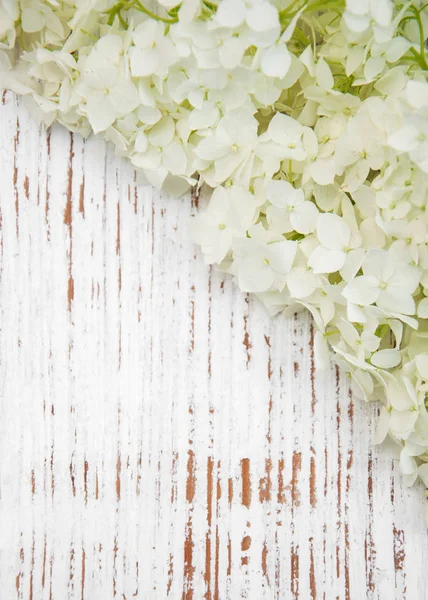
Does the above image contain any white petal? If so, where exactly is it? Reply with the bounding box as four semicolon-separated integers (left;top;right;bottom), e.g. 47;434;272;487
419;464;428;488
342;276;380;306
343;12;370;33
219;110;258;147
406;80;428;110
218;37;247;69
238;258;274;293
377;291;415;315
347;302;367;323
337;319;359;347
267;240;297;274
360;218;386;249
215;0;246;27
353;369;375;401
261;44;292;79
253;76;282;106
320;296;335;325
374;68;407;95
302;127;318;159
373;406;390;444
110;81;140;116
388;126;419;152
148;116;175;148
388;320;403;348
418;298;428;318
134;131;148;153
340;248;365;283
188;102;219;130
248;27;280;48
399;448;417;476
21;8;45;32
314;331;330;370
385;37;411;62
308;247;346;274
416;355;428;380
347;0;369;16
129;47;158;77
246;2;279;32
342;160;370;194
346;46;364;76
309;157;337;186
299;45;315;76
388;380;416;412
371;349;401;369
362;249;393;280
195;136;229;160
287;267;318;298
162;141;187;175
266;179;296;208
214;151;244;183
316;58;334;89
137;105;161;125
268;113;303;146
290;202;318;234
132;19;160;47
316;213;350;250
364;56;385;81
86;95;116;133
370;0;392;27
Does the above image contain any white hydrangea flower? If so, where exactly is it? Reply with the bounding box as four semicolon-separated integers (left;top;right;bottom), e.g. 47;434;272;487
130;20;178;77
191;185;260;264
266;180;318;235
258;113;314;163
231;234;297;293
76;35;140;134
343;0;394;42
343;250;421;315
195;110;258;184
335;115;386;192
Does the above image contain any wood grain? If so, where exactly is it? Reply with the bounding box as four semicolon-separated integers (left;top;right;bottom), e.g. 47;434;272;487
1;93;427;599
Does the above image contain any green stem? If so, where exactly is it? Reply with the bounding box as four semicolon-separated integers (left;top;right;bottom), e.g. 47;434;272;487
415;2;428;13
414;7;428;65
279;0;307;21
118;12;129;29
399;14;417;27
287;159;293;183
105;0;179;25
133;0;179;23
80;28;98;41
168;2;182;16
105;0;134;25
410;46;428;69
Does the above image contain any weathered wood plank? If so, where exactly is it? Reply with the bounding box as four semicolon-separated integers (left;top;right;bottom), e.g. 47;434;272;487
0;93;427;599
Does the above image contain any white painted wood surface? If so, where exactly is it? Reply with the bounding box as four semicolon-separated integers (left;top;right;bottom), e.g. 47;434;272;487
1;92;427;600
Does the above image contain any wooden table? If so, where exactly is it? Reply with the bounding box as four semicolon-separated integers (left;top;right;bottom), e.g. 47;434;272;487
1;93;427;599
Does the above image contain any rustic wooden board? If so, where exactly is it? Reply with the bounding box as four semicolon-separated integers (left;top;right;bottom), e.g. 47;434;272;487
1;93;427;599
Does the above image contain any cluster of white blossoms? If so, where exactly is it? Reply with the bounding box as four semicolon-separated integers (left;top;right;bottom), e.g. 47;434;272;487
2;0;428;493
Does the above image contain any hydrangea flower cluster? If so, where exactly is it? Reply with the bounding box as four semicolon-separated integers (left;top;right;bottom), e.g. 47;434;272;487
2;0;428;495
